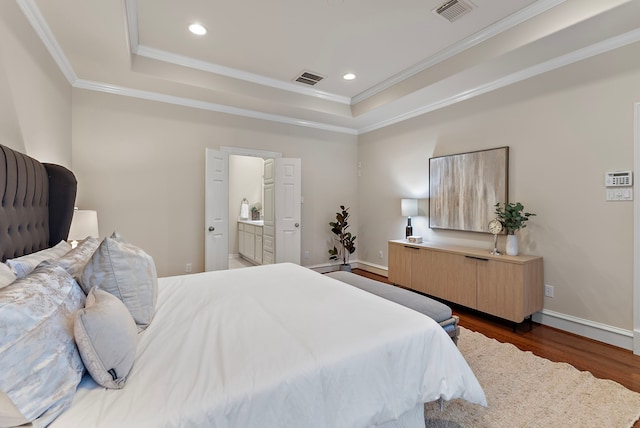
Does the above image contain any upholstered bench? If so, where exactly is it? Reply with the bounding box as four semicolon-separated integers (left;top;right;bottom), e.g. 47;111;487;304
326;271;460;344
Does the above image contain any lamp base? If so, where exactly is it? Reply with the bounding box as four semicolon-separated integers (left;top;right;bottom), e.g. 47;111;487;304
405;217;413;238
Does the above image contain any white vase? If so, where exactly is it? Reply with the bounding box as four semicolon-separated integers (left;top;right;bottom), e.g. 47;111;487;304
506;234;518;256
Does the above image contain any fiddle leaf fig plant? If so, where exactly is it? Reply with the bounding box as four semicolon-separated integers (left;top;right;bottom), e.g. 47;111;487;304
494;202;536;235
328;205;356;266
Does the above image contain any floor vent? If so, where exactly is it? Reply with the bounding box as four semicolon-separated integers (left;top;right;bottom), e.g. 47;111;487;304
433;0;473;23
294;71;324;86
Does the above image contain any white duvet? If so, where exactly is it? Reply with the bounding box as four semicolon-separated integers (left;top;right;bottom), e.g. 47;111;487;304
51;263;485;428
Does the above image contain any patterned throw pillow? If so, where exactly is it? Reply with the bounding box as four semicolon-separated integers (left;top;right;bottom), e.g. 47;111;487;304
56;237;100;282
79;232;158;331
0;263;86;427
0;263;16;290
75;287;139;389
6;240;71;278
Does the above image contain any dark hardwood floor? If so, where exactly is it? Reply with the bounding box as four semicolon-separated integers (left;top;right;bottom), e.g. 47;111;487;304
352;269;640;395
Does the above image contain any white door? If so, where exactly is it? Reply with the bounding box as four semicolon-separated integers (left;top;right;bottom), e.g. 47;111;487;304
205;148;229;271
263;159;275;264
275;158;301;264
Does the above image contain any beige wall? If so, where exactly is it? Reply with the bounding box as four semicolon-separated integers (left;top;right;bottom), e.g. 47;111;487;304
358;41;640;331
71;89;358;277
0;1;71;165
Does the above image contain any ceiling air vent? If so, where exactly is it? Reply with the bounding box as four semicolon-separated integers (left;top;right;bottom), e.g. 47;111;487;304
294;71;324;86
433;0;473;23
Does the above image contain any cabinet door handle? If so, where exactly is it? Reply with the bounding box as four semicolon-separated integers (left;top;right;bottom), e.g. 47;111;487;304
403;245;420;250
465;255;489;261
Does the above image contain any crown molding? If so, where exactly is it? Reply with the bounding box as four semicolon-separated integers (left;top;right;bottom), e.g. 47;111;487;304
73;79;359;135
351;0;566;105
134;45;352;105
357;27;640;135
16;0;77;84
124;0;138;54
18;0;640;137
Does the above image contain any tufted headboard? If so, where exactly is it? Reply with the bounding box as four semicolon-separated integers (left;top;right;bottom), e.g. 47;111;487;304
0;144;77;262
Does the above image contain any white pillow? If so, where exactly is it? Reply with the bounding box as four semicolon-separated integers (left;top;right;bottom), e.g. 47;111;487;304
79;232;158;331
0;263;86;427
75;287;139;389
0;263;16;290
6;240;72;278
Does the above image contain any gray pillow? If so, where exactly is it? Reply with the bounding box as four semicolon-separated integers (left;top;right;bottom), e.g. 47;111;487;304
79;232;158;331
75;287;139;389
0;263;86;427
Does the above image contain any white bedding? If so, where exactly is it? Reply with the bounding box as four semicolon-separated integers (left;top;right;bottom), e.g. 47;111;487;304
51;263;485;428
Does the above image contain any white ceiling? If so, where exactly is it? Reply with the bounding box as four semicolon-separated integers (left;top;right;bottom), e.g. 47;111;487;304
21;0;640;134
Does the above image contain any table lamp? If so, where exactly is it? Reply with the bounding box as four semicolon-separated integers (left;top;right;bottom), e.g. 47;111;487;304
68;209;99;248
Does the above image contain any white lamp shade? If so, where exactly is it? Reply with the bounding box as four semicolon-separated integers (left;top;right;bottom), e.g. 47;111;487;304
68;210;99;241
401;199;418;217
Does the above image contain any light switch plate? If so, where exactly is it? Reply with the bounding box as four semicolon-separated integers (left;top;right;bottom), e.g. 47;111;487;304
606;188;633;201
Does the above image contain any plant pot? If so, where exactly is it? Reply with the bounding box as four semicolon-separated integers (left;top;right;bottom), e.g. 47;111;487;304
339;264;352;272
506;234;518;256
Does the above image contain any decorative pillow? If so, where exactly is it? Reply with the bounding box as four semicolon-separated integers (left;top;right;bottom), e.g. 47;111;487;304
6;240;72;278
0;263;86;427
0;263;16;290
75;287;139;389
56;237;100;282
80;232;158;331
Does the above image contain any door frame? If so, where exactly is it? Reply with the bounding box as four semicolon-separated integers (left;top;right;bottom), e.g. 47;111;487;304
221;146;282;160
633;102;640;355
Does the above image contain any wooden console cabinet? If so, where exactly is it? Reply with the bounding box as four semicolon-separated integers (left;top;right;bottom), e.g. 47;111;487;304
388;240;543;323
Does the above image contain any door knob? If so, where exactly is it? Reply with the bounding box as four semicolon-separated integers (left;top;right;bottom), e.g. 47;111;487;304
208;226;215;232
295;223;300;228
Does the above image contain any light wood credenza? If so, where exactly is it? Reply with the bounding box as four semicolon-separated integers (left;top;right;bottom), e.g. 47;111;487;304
388;240;544;323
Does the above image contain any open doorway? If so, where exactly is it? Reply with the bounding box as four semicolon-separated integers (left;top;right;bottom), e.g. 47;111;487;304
229;154;269;268
204;146;301;271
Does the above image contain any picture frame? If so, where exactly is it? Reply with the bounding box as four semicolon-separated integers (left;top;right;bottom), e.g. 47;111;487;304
429;147;509;233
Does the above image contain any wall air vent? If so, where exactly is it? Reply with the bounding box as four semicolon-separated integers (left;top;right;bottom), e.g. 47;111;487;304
294;71;325;86
433;0;473;23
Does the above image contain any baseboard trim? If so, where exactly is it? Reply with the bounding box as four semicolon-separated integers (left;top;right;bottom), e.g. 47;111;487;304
352;261;389;277
533;309;633;351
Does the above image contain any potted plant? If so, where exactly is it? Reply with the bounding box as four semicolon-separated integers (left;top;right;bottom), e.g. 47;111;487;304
328;205;356;271
250;203;262;220
494;202;536;256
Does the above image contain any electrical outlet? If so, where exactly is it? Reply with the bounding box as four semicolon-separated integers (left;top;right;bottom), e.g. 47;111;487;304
185;263;192;273
379;250;384;259
303;251;310;259
544;284;554;298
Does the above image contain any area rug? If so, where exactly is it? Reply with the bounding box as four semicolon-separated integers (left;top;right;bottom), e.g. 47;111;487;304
424;327;640;427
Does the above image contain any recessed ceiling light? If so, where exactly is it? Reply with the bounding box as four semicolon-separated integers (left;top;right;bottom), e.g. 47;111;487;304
343;73;356;81
189;23;207;35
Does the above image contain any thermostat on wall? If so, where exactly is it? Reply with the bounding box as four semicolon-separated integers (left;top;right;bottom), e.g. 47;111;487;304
605;171;632;187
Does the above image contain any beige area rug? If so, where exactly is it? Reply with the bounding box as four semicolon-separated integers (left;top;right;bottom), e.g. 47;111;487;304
424;327;640;428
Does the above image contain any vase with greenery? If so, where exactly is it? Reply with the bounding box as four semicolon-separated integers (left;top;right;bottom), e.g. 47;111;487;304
494;202;536;256
328;205;356;270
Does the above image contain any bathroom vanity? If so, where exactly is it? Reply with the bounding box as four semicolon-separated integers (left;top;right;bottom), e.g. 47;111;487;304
238;219;264;265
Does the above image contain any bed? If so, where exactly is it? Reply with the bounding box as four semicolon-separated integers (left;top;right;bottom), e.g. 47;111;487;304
0;144;486;428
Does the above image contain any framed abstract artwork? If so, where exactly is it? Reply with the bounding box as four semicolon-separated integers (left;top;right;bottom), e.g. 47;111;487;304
429;147;509;233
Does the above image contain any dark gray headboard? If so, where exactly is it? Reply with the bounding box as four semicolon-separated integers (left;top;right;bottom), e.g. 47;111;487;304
0;144;77;262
